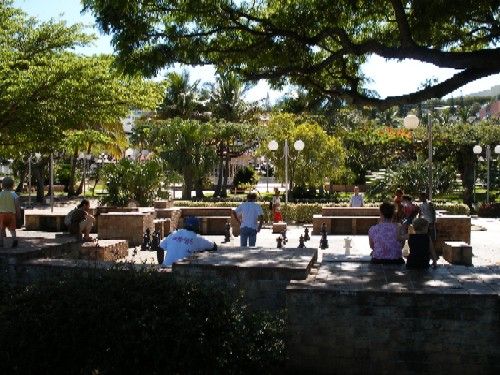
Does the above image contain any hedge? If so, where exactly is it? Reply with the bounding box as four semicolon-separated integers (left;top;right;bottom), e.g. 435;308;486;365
172;201;470;222
0;271;285;375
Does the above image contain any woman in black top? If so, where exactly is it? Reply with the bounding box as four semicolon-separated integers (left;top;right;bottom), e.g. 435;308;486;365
406;218;438;269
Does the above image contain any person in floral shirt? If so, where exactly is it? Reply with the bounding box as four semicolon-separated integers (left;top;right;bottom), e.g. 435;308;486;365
368;202;405;264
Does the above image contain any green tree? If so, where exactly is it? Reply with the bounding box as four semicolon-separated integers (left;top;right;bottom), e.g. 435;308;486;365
84;0;500;108
0;2;163;201
260;113;345;190
147;119;217;199
157;70;205;120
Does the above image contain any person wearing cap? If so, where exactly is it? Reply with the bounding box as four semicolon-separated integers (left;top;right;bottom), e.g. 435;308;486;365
159;216;216;266
0;177;21;248
231;191;264;247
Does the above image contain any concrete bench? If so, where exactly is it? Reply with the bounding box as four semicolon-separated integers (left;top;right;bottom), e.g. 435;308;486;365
98;212;154;246
177;215;230;235
153;200;174;209
321;207;380;217
443;241;472;266
313;215;379;235
79;240;129;261
24;211;68;232
179;207;233;217
272;222;287;233
434;215;471;254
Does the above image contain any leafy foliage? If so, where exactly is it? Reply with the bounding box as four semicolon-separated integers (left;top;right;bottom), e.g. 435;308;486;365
233;166;258;188
260;113;345;188
0;272;285;374
477;203;500;217
366;160;458;200
84;0;500;107
100;158;168;206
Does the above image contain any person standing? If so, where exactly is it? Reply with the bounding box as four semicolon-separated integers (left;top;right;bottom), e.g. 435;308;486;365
349;186;364;207
271;187;283;222
231;191;264;247
0;177;21;248
393;187;404;221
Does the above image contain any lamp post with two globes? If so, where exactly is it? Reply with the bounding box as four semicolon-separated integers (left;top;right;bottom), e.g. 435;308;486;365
267;139;305;205
473;144;500;204
404;113;433;200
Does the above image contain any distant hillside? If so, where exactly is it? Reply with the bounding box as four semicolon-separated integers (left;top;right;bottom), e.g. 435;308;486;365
467;85;500;98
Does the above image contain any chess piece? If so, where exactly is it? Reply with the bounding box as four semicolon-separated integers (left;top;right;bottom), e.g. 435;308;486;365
141;228;151;251
151;230;161;252
344;237;352;256
298;234;305;248
304;227;310;241
223;220;231;243
276;236;283;249
320;222;329;249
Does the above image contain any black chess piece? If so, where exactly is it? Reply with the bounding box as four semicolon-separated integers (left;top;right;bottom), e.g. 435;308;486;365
298;234;305;248
223;221;231;243
320;222;329;249
276;236;283;249
151;230;161;252
141;228;151;251
304;227;310;241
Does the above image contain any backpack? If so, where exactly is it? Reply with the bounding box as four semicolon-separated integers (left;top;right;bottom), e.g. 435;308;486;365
64;208;76;227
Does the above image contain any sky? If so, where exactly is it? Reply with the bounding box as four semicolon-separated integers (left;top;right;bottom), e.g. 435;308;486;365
13;0;500;103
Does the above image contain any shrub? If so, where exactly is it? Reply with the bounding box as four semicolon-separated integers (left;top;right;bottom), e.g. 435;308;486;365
232;166;258;188
100;158;168;206
477;203;500;217
434;202;470;215
366;161;458;200
0;271;285;375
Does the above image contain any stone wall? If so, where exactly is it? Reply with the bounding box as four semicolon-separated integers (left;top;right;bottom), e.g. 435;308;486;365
98;212;154;246
435;215;471;254
286;261;500;375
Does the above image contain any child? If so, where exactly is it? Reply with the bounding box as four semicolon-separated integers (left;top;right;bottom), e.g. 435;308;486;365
418;191;436;240
401;195;419;226
271;188;282;222
406;218;438;269
0;177;21;248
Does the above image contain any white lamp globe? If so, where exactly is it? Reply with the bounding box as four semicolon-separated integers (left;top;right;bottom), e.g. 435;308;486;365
294;139;305;151
403;114;419;129
473;145;482;154
495;145;500;154
268;140;278;151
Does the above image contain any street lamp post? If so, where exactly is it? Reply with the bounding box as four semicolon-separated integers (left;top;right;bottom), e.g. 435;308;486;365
404;113;433;200
268;139;305;205
473;144;500;204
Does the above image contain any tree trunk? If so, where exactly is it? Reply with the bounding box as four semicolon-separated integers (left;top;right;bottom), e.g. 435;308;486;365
221;154;230;198
214;155;224;197
67;148;79;196
32;161;45;203
458;148;475;208
182;168;194;200
195;178;204;199
15;161;27;193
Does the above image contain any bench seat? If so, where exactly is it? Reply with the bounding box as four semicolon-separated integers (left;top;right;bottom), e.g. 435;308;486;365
312;215;379;235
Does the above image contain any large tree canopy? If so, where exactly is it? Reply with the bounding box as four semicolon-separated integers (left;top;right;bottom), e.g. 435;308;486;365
84;0;500;108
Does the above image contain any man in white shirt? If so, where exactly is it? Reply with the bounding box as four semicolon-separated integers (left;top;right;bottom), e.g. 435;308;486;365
349;186;364;207
231;192;264;247
159;216;216;266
